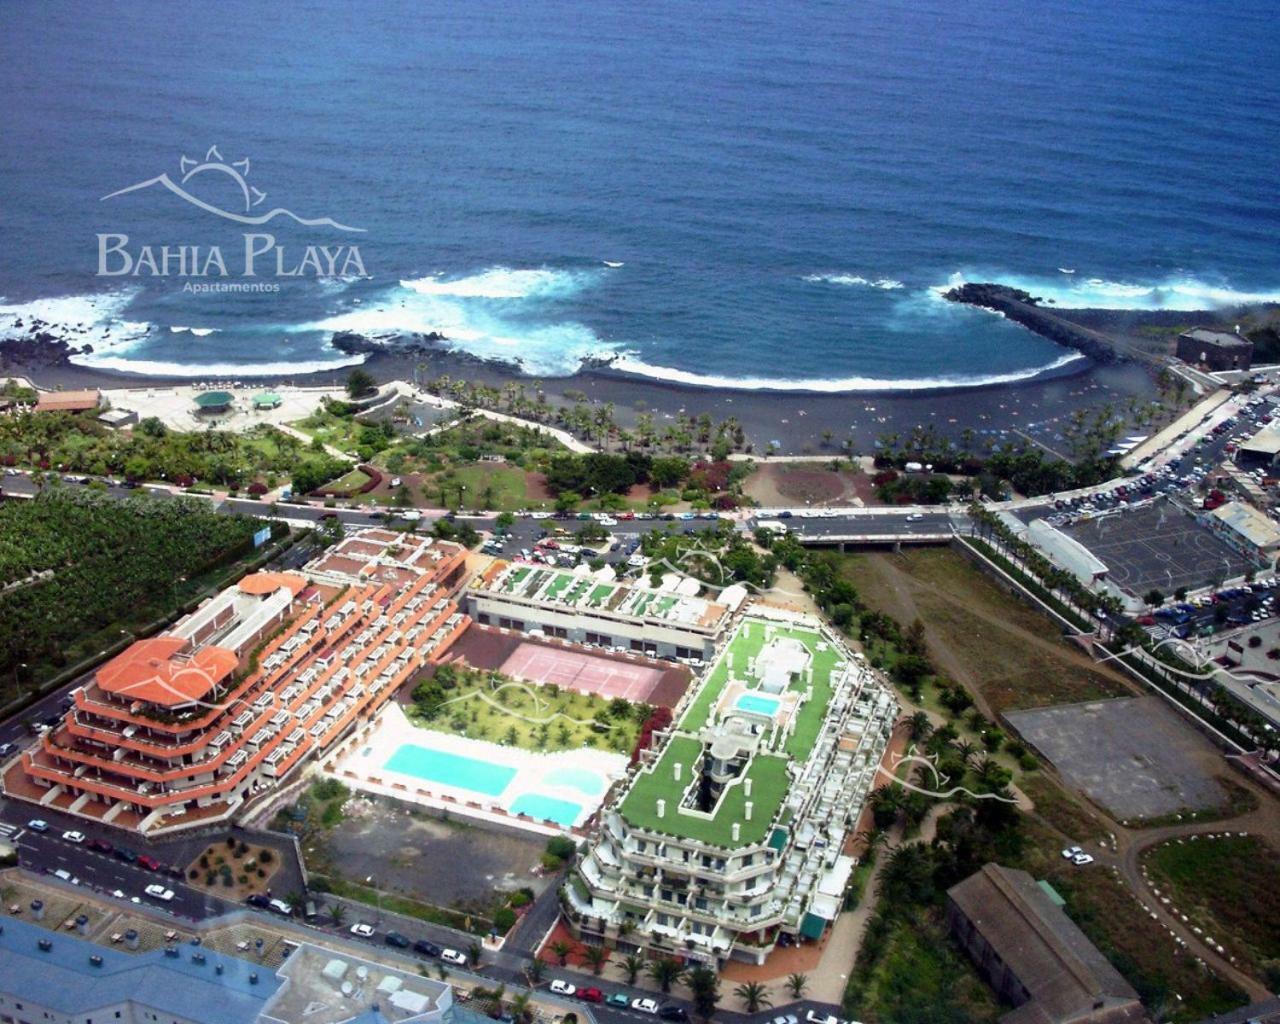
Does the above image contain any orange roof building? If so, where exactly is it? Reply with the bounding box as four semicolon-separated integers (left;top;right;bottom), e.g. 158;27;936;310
34;389;101;413
5;544;470;835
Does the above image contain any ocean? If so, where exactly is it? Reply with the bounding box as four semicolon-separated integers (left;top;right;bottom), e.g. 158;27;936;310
0;0;1277;390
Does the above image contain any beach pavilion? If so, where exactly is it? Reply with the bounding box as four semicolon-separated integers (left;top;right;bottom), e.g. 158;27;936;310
193;390;234;414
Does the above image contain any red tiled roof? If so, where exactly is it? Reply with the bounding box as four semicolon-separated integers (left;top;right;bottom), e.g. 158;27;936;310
96;637;236;707
237;571;307;597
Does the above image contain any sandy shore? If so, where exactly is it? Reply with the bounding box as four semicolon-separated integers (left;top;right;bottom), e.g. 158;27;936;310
7;344;1159;457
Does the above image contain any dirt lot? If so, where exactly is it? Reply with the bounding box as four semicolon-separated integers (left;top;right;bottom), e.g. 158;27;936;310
744;461;872;507
840;547;1134;715
308;795;551;917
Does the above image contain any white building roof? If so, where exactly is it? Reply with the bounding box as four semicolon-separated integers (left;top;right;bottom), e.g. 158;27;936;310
1211;501;1280;552
1026;519;1109;584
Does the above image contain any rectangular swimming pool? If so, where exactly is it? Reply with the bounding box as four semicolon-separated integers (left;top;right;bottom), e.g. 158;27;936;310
736;693;781;716
384;743;517;796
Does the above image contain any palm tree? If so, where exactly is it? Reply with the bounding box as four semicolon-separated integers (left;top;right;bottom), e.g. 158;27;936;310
550;939;574;967
619;952;646;985
734;981;771;1013
686;965;720;1023
326;902;345;927
467;940;483;967
786;973;808;999
581;944;610;975
525;958;546;985
647;957;685;994
906;710;932;743
510;993;533;1024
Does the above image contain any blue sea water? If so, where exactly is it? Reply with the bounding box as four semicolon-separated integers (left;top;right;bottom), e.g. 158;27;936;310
0;0;1277;389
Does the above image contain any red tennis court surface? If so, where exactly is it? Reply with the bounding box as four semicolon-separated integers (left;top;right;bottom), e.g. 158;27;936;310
501;643;665;702
445;624;691;707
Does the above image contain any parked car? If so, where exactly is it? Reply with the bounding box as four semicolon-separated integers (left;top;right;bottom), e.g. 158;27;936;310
137;854;161;872
632;999;660;1015
1060;845;1083;859
441;948;467;965
245;894;270;909
87;838;113;854
606;994;632;1009
144;884;174;902
385;931;411;948
0;742;15;758
1072;853;1095;866
549;980;577;997
350;923;375;938
267;899;293;916
113;847;138;864
659;1006;689;1022
26;819;49;833
771;1015;799;1024
61;830;86;844
578;988;604;1004
413;939;441;958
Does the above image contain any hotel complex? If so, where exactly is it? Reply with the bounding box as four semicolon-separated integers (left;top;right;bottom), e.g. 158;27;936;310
565;610;897;964
3;528;898;970
4;530;469;833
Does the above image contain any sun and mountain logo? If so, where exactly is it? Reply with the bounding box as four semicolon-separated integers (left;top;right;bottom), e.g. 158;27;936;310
102;145;364;232
96;146;368;284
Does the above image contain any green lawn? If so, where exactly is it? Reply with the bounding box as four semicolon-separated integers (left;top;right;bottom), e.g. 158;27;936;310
619;735;789;847
325;468;372;495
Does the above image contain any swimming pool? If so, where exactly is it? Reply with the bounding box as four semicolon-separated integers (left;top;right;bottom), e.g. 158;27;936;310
510;793;583;826
384;743;517;796
735;693;781;716
544;766;606;796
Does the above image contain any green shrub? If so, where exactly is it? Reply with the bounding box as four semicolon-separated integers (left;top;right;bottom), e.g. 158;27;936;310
494;907;517;933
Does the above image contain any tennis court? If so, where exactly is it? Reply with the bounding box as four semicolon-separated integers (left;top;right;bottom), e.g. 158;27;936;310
501;641;668;702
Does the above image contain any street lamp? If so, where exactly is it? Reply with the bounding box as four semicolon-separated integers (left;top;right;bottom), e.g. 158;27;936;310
366;875;381;925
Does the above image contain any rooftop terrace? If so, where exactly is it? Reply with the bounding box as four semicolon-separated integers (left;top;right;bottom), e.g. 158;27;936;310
617;617;847;847
478;562;728;630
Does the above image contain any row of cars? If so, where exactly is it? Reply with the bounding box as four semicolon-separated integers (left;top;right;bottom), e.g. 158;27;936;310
549;979;683;1018
346;922;468;964
27;819;173;873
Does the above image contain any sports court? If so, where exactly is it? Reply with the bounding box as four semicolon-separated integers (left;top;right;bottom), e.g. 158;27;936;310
444;623;693;707
501;642;666;702
1059;499;1253;595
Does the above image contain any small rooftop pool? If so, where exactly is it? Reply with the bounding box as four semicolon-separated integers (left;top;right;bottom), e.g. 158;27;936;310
735;692;781;717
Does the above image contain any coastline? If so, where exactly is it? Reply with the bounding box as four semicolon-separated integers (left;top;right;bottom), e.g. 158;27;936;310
2;338;1157;457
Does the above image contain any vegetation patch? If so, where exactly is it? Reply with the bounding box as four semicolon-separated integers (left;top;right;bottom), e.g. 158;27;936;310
185;836;279;899
1144;834;1280;979
407;662;642;754
0;489;273;697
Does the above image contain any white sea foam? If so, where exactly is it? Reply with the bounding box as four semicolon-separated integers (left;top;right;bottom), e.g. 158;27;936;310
296;266;617;375
69;350;364;377
935;271;1280;311
0;289;153;358
803;273;904;290
400;266;599;300
609;351;1087;393
169;325;219;337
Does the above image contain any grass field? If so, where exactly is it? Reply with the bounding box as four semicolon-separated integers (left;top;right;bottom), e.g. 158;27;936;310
325;467;372;495
1144;834;1280;975
839;548;1132;714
